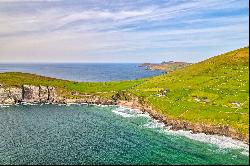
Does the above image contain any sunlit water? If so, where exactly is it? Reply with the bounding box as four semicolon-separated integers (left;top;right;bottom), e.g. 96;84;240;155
0;104;248;165
0;63;163;82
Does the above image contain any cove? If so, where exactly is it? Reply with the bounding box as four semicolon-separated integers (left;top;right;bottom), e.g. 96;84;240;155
0;104;248;165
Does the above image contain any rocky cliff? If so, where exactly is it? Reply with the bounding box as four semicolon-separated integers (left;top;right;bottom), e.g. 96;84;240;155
0;84;116;105
0;85;58;104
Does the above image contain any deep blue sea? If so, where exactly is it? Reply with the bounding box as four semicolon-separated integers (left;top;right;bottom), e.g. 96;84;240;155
0;63;163;82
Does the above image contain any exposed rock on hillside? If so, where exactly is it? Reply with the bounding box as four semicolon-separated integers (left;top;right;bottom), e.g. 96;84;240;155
0;85;59;104
9;87;22;102
39;86;49;102
23;85;40;102
48;86;57;102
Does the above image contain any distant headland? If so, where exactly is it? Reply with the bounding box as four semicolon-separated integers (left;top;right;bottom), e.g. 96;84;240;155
139;61;192;72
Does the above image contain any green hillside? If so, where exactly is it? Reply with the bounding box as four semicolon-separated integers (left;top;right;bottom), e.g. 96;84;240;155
129;46;249;138
0;46;249;140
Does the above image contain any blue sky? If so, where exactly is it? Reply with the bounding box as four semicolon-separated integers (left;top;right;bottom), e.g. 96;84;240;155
0;0;249;63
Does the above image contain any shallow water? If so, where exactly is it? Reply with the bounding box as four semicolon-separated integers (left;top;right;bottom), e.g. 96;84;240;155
0;104;248;165
0;63;163;82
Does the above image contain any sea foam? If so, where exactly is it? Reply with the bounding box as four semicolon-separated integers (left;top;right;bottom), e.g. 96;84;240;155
112;106;249;156
0;104;10;108
112;106;150;118
163;128;249;156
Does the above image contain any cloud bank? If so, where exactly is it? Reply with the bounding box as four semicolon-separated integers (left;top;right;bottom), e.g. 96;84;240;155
0;0;249;63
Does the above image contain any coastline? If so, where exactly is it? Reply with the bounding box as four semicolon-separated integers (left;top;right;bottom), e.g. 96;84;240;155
0;85;248;144
1;100;249;156
116;99;249;144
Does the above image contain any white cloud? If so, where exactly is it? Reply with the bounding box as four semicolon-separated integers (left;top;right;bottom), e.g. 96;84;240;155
0;0;248;63
0;0;61;2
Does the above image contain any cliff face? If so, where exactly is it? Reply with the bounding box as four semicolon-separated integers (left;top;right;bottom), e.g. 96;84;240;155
0;85;115;105
0;85;58;104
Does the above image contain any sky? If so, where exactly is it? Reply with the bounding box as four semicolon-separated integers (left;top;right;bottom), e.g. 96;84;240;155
0;0;249;63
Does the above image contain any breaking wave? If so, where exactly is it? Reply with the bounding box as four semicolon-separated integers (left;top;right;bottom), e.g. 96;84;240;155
112;106;249;156
112;106;150;118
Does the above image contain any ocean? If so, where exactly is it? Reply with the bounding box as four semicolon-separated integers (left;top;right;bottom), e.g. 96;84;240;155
0;63;163;82
0;63;249;165
0;104;248;165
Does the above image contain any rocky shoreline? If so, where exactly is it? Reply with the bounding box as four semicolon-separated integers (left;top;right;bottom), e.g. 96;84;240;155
0;85;248;144
116;99;249;144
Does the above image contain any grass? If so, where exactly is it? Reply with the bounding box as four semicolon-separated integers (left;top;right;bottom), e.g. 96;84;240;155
128;46;249;137
0;46;249;138
0;72;142;99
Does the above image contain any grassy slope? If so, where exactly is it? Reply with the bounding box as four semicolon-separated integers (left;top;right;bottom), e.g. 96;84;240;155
0;47;249;137
129;46;249;137
0;72;143;99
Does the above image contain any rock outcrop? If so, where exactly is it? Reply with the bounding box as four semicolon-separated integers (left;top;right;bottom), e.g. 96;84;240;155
0;87;22;104
0;88;9;103
22;85;40;102
9;88;22;102
48;86;57;102
39;86;49;102
0;85;59;104
0;85;114;105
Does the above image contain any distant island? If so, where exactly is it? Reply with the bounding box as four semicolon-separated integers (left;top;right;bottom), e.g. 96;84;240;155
139;61;192;72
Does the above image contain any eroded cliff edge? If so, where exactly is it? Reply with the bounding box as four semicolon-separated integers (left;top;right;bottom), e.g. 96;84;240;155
0;85;57;104
0;85;248;144
0;85;115;105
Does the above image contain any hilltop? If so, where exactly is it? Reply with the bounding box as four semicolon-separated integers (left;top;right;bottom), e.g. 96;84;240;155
0;46;249;142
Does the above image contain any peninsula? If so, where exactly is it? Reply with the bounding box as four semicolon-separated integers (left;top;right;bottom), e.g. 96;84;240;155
0;47;249;143
139;61;192;72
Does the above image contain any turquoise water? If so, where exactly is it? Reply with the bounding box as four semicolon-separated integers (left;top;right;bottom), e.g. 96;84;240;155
0;104;248;165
